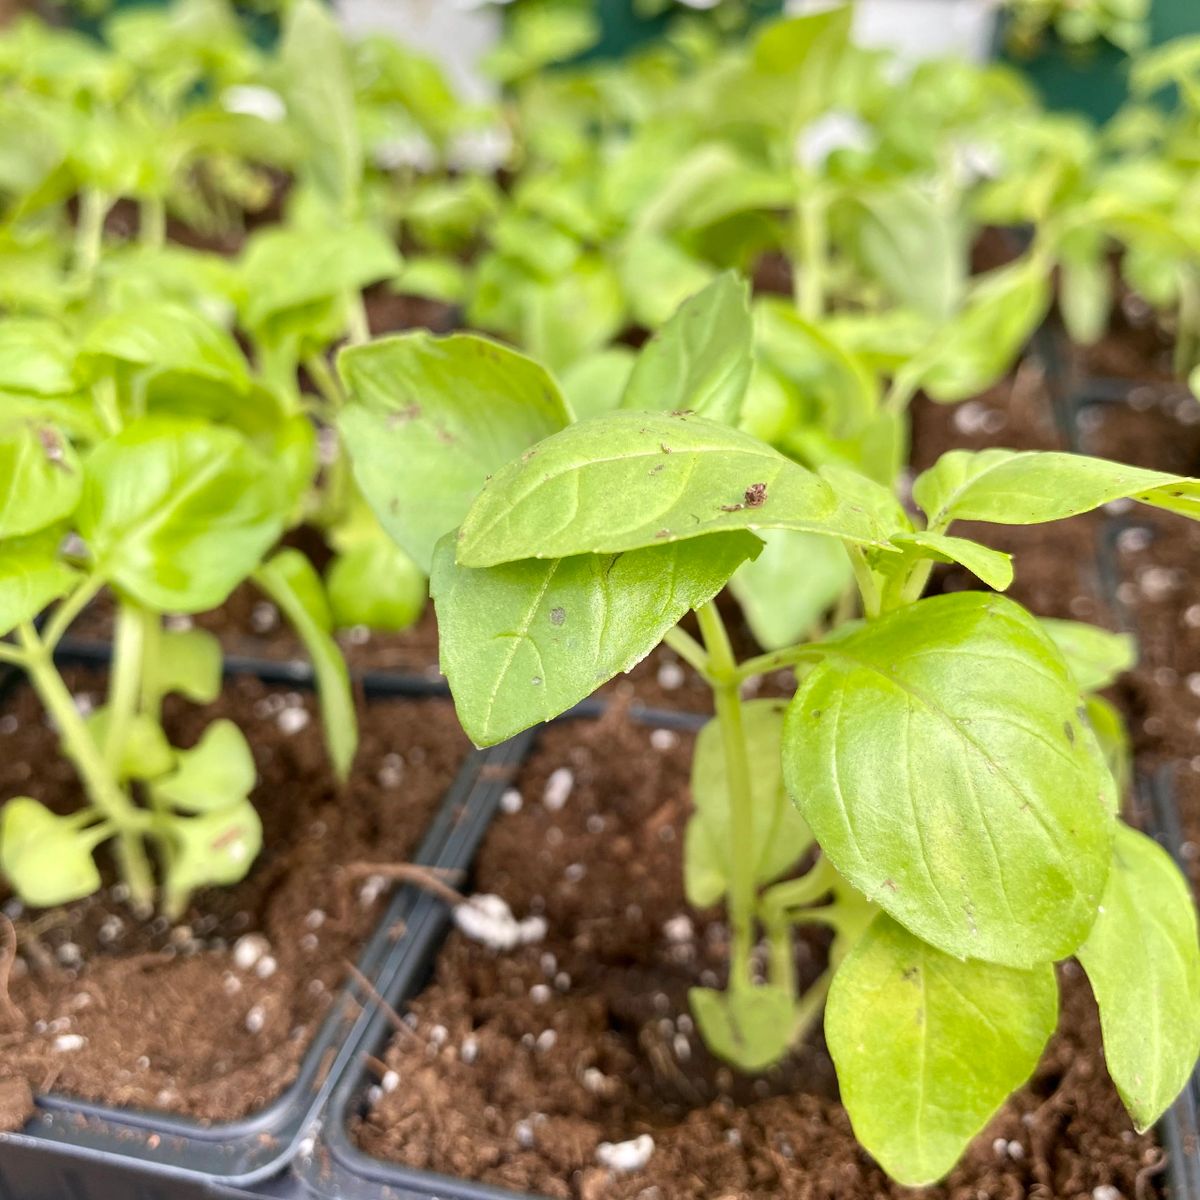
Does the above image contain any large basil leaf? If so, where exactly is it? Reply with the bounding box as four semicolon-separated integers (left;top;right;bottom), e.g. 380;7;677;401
77;417;288;612
338;332;570;572
686;699;813;908
432;531;759;747
827;914;1058;1186
456;411;890;568
620;271;753;427
1078;824;1200;1131
0;318;76;396
0;420;82;538
255;549;357;781
914;448;1200;529
0;530;78;637
783;592;1115;966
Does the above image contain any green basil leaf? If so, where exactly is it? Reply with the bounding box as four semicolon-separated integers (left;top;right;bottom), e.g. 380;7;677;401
0;318;76;396
1039;619;1136;692
687;699;813;908
560;347;637;422
0;530;78;638
783;592;1116;966
889;531;1014;592
161;799;262;914
827;914;1058;1186
915;256;1051;404
1078;824;1200;1132
1084;694;1131;795
254;549;357;781
338;331;571;572
914;448;1200;529
522;253;624;375
620;271;753;428
279;0;361;212
79;303;250;393
326;537;425;632
78;417;288;612
0;797;102;907
689;983;796;1073
432;531;759;747
152;719;255;814
615;233;715;331
0;421;82;538
157;628;222;705
84;709;174;782
729;527;853;652
457;411;891;568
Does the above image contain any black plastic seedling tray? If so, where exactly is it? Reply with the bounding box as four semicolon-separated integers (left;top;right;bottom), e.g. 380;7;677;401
0;661;511;1200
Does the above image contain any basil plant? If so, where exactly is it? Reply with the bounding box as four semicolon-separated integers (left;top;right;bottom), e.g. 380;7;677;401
339;285;1200;1184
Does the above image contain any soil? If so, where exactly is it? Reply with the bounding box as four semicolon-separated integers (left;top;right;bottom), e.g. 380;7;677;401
355;713;1161;1200
0;669;468;1121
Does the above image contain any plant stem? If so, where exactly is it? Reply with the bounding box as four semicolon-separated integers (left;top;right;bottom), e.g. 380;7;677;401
104;603;145;775
847;546;882;619
304;352;347;416
346;291;371;346
736;642;826;685
794;189;828;322
137;606;163;723
1175;270;1200;378
662;626;711;681
0;644;26;666
92;375;123;437
695;602;756;989
43;575;105;654
15;623;155;912
73;187;110;288
139;195;166;249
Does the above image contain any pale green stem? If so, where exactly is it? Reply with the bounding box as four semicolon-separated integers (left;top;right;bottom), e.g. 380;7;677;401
92;375;123;437
0;643;25;666
662;626;711;681
104;603;145;774
16;623;154;912
795;190;828;322
736;642;825;686
304;352;347;416
139;195;166;249
43;575;105;653
137;606;163;723
346;291;371;346
696;602;756;989
847;546;882;619
73;188;110;288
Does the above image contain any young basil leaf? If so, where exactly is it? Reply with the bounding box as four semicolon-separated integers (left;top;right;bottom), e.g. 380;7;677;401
729;527;853;652
915;255;1051;404
161;799;262;916
254;549;357;781
560;347;637;422
1078;824;1200;1132
522;253;624;375
827;914;1058;1186
914;448;1200;530
1039;619;1136;692
0;530;79;638
0;798;103;907
78;417;288;613
152;719;255;814
690;983;797;1073
1084;694;1131;795
432;531;760;747
327;538;425;633
783;592;1116;967
888;531;1014;592
0;421;82;538
79;302;250;394
157;628;222;705
456;411;891;568
84;709;174;782
0;317;77;397
620;272;753;427
338;331;571;572
279;0;361;214
687;699;813;908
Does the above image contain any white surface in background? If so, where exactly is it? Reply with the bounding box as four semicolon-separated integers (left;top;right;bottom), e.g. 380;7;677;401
787;0;999;63
338;0;503;102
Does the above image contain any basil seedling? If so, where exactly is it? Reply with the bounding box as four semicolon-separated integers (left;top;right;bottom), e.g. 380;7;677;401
341;289;1200;1185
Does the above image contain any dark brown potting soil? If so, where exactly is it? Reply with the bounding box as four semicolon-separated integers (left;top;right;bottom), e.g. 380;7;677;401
0;670;468;1121
355;713;1160;1200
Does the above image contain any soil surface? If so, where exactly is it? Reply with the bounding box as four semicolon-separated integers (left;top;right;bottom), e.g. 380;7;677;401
0;669;468;1121
356;713;1160;1200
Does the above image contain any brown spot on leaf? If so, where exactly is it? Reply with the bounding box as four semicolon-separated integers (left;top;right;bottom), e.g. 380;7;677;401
387;403;422;426
37;426;69;471
744;482;767;508
549;607;565;626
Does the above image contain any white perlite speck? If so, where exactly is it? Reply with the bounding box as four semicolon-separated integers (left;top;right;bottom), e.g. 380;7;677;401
277;706;311;735
453;894;547;951
649;729;678;752
596;1135;655;1173
500;788;523;814
663;915;694;944
245;1005;266;1034
53;1034;86;1052
1092;1187;1122;1200
656;661;685;690
543;768;574;811
233;934;270;972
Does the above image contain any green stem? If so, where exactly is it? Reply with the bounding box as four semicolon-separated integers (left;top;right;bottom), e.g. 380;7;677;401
73;187;110;288
795;189;828;322
104;603;145;774
346;291;371;346
662;626;711;681
139;195;166;249
695;602;756;990
43;575;105;653
16;623;155;912
304;352;347;416
759;855;838;922
736;641;825;686
138;606;163;723
847;546;882;619
1175;270;1200;378
92;375;123;436
0;643;26;666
